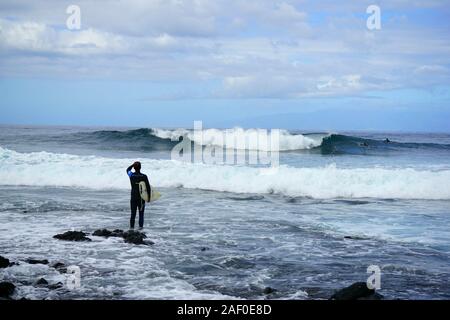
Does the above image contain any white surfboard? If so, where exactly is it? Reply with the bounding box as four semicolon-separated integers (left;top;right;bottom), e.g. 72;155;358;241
139;182;161;203
150;188;161;202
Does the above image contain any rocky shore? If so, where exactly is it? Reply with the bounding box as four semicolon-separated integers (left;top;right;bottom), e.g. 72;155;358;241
1;229;383;300
0;256;68;300
53;229;154;245
1;228;153;300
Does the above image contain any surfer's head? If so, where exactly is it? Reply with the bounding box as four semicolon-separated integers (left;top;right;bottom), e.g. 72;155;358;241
133;161;141;173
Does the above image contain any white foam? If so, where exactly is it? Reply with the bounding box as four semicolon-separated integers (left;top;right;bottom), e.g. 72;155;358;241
1;146;450;200
152;128;325;151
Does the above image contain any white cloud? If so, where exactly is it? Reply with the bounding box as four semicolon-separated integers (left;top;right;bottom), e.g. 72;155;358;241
316;75;361;93
0;0;449;99
0;19;126;55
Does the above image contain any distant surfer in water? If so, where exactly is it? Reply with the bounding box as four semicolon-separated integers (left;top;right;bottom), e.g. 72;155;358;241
126;161;151;230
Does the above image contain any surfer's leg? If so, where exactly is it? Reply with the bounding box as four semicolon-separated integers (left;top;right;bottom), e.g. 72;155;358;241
130;200;138;229
138;202;145;228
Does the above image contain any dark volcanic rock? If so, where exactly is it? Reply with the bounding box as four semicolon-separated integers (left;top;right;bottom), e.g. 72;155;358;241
52;262;67;274
122;230;148;245
34;278;63;290
94;228;153;244
48;282;64;290
93;229;124;238
0;282;15;298
53;231;91;242
26;259;49;265
35;278;49;286
330;282;383;300
95;229;153;245
357;292;384;300
263;287;277;295
56;229;153;245
113;229;125;236
0;256;10;268
344;236;369;240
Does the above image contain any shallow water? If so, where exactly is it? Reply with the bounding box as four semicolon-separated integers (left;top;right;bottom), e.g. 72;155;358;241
1;186;449;300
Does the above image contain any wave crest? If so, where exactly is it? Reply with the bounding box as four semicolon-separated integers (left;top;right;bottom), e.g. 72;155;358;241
1;147;449;200
151;128;325;151
15;128;450;155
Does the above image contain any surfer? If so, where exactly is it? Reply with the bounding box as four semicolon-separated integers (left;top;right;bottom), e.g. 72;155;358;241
126;162;151;230
384;138;391;143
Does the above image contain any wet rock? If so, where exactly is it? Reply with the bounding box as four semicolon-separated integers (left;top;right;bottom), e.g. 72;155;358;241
48;282;64;290
330;282;383;300
52;262;67;274
35;278;49;286
0;282;15;298
357;292;384;300
93;228;152;245
0;256;10;268
92;229;110;237
113;229;125;236
52;262;65;268
122;230;148;245
263;287;277;295
93;229;124;238
344;236;369;240
26;259;49;265
56;228;153;245
34;278;63;290
53;231;91;242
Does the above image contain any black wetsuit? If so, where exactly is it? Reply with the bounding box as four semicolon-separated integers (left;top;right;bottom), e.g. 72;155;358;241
126;165;151;228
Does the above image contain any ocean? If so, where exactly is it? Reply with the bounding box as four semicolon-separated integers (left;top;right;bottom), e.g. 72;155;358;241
0;125;450;299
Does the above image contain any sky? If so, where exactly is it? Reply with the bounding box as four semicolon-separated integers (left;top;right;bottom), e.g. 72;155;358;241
0;0;449;131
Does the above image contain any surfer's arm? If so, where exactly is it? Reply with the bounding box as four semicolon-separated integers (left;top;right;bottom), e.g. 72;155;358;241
126;165;134;177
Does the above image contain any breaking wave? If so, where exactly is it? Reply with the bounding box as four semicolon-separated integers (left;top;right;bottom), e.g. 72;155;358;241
1;146;449;200
12;127;450;154
151;128;325;151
